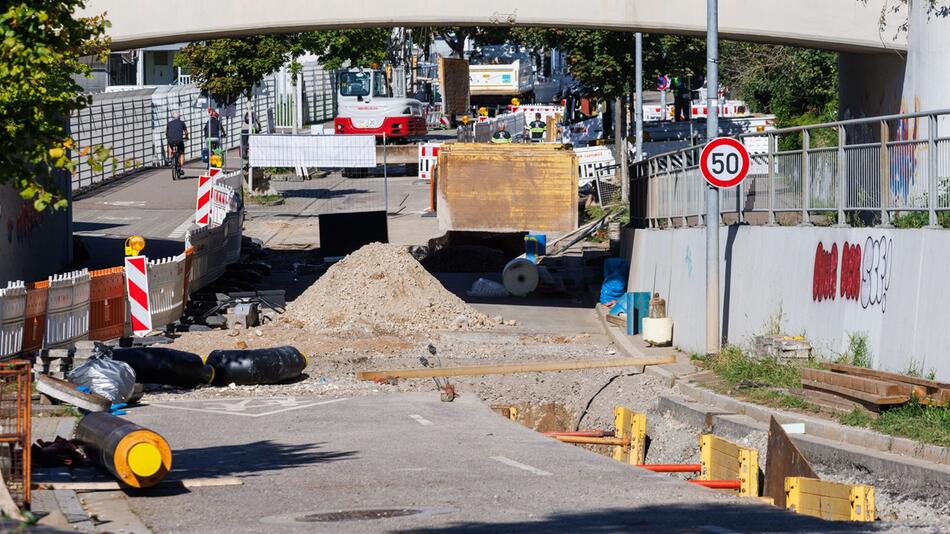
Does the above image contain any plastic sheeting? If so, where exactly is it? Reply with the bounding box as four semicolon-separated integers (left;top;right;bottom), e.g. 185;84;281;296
68;354;136;403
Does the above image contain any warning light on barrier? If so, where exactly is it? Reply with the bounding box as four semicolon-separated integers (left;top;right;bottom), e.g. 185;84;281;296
461;115;470;125
209;153;222;168
124;235;146;257
478;107;489;117
511;98;521;107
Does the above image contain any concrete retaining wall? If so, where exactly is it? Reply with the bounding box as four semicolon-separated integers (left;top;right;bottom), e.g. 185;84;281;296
626;226;950;380
0;179;72;285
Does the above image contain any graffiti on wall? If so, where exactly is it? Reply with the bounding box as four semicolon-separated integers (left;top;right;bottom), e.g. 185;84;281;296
812;236;892;313
891;97;921;205
4;201;44;244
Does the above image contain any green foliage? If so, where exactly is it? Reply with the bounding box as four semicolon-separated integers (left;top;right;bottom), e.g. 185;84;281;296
701;345;804;390
1;0;111;211
838;333;871;368
720;43;838;131
175;35;291;105
293;29;389;71
839;401;950;447
890;210;950;228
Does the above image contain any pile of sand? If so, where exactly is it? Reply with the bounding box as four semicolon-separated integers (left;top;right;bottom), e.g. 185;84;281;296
287;243;496;335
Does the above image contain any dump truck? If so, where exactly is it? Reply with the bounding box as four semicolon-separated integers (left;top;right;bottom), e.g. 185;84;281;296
469;59;535;108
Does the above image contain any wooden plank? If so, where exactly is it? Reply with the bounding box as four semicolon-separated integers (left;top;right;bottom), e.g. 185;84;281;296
801;368;909;396
32;477;243;492
821;362;950;389
764;416;817;508
802;379;909;406
820;363;949;404
357;355;675;381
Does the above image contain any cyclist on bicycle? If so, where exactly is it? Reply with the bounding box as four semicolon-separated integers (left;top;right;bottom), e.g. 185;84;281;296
166;111;188;169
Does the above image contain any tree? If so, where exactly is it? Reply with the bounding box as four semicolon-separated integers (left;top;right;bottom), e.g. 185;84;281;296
175;36;291;106
294;29;390;70
1;0;110;211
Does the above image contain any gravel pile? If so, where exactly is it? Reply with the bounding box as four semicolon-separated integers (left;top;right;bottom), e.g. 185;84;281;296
286;243;496;335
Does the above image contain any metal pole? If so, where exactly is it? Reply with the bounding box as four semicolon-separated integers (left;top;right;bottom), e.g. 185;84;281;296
635;33;644;163
801;129;811;225
383;133;389;214
928;114;938;227
660;90;667;121
705;0;720;355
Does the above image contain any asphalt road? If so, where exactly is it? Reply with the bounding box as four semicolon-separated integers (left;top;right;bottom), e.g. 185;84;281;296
122;393;858;534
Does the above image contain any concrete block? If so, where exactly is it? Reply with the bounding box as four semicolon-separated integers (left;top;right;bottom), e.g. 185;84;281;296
841;427;892;452
739;402;773;424
711;414;768;442
890;436;924;458
920;444;950;466
657;395;733;432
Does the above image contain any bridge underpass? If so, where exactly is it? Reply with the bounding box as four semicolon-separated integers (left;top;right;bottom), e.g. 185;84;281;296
86;0;905;52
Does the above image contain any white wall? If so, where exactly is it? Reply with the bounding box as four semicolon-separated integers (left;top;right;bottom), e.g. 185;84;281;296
627;226;950;381
902;0;950;118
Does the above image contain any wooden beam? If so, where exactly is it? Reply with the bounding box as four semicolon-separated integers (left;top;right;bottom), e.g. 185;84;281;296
32;477;243;492
820;362;949;404
801;368;910;397
356;355;676;381
801;378;909;406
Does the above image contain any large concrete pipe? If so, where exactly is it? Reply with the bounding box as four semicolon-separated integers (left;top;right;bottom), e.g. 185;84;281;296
76;412;172;488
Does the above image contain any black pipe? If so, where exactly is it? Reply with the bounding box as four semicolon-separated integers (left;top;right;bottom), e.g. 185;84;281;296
206;346;307;386
75;412;172;488
111;347;214;388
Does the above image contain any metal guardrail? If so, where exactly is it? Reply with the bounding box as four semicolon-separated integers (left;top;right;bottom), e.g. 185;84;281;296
632;109;950;227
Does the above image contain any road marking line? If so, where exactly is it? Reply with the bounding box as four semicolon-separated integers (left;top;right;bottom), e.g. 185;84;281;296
489;456;552;476
148;397;349;417
408;414;433;426
168;216;194;239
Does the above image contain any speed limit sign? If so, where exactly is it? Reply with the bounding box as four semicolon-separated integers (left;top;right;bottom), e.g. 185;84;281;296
700;137;750;188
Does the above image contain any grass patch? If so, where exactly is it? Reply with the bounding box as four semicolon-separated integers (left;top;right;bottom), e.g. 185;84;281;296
837;332;871;368
696;345;819;412
838;401;950;447
245;193;284;205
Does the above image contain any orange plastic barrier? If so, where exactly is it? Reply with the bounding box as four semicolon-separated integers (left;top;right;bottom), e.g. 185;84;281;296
88;267;126;341
21;282;48;356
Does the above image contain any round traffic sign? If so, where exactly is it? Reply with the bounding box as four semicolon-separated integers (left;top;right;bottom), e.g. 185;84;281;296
700;137;750;189
657;75;671;92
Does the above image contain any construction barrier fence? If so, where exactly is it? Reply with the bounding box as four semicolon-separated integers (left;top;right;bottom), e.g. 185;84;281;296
0;169;245;355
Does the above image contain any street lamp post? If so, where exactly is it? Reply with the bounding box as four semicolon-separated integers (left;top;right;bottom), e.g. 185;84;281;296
705;0;720;355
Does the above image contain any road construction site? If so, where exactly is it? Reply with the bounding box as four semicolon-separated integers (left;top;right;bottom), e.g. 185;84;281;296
19;153;940;532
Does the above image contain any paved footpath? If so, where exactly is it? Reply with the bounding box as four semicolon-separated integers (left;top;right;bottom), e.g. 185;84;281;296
121;392;862;533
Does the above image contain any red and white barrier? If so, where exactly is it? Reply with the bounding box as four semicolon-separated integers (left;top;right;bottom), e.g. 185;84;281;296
124;256;152;337
418;143;441;182
509;105;563;123
195;174;213;227
147;254;188;330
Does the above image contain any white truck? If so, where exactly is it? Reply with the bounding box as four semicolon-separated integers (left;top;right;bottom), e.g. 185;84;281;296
469;59;535;108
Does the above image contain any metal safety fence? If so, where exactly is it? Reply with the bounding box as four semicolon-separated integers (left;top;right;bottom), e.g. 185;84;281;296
0;170;245;359
248;133;388;214
632;109;950;227
69;66;336;193
458;112;527;143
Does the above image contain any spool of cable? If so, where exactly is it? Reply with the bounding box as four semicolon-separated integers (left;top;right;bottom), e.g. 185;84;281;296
502;257;539;297
75;412;172;488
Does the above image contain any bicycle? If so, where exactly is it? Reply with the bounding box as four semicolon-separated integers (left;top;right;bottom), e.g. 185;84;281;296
169;144;184;180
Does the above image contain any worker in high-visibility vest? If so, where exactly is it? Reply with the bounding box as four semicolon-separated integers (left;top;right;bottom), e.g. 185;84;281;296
491;123;513;144
528;112;547;142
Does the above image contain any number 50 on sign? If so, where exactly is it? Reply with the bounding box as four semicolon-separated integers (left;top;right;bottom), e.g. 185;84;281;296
700;137;750;189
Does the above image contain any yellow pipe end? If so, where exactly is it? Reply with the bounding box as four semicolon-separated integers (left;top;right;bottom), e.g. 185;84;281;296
128;442;162;477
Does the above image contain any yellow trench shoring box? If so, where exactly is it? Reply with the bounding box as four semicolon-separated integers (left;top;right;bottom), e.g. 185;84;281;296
612;407;647;465
785;477;875;522
435;143;579;234
699;434;760;497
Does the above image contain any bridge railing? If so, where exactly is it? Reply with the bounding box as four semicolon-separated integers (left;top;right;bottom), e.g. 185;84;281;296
631;109;950;227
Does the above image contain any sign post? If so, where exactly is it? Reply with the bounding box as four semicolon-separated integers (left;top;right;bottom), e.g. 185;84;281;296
705;0;721;355
657;75;670;121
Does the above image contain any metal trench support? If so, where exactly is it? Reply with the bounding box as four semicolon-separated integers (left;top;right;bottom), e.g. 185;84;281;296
545;407;646;466
784;477;875;522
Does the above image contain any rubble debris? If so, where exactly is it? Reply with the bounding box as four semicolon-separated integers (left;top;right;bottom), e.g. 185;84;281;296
206;346;307;386
286;243;495;334
75;412;172;489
